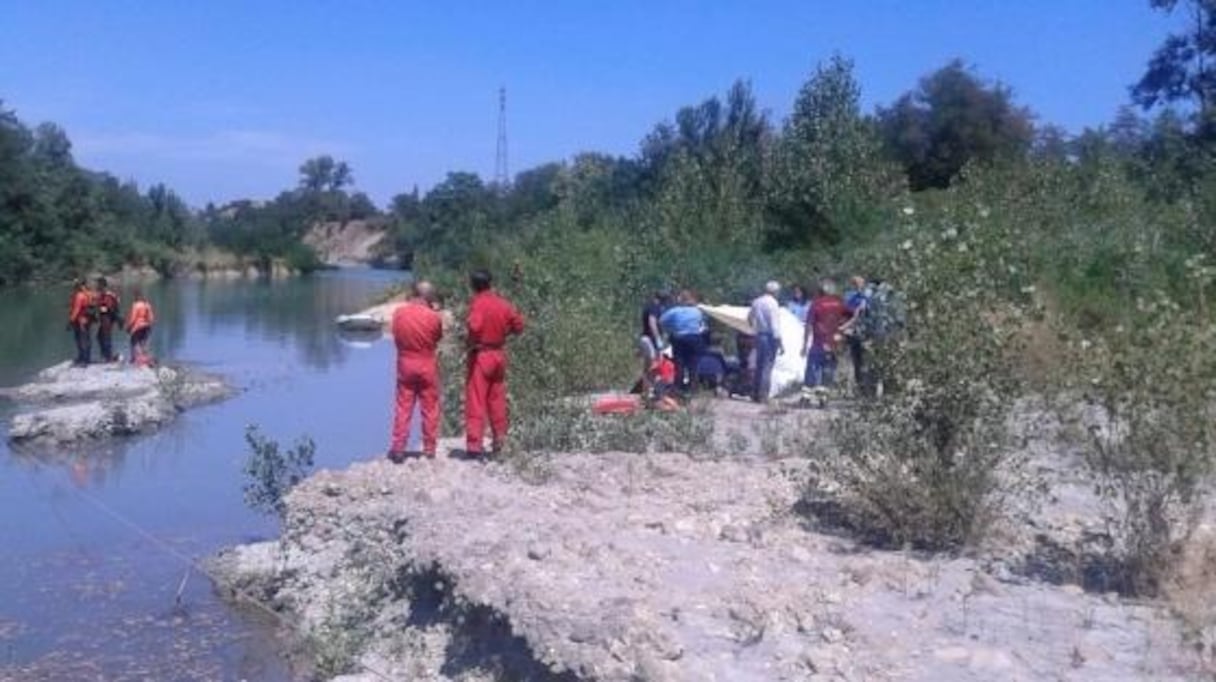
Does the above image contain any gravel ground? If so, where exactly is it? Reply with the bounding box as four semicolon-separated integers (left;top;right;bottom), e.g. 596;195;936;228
210;405;1206;681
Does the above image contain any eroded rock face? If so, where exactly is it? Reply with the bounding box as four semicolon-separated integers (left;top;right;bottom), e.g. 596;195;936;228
210;444;1199;682
2;361;230;444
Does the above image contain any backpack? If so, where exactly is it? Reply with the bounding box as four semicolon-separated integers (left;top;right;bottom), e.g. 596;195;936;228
856;282;905;342
98;291;121;321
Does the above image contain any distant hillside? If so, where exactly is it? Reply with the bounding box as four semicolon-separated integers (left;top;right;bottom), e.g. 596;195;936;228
301;219;390;267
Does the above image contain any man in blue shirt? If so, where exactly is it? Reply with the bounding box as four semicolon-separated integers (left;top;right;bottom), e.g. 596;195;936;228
659;290;707;393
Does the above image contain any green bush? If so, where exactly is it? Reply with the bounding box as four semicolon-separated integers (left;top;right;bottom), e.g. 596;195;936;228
807;192;1034;550
1063;280;1216;595
242;425;316;519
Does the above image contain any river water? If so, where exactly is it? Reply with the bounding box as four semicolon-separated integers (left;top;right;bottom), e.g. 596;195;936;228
0;269;408;680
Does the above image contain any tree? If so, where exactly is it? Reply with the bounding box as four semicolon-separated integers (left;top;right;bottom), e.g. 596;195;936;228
32;122;72;168
1133;0;1216;131
298;155;353;193
879;60;1035;190
767;55;899;246
1109;106;1150;156
1032;124;1072;162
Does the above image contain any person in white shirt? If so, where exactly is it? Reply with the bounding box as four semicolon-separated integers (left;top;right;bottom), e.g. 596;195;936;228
747;280;784;402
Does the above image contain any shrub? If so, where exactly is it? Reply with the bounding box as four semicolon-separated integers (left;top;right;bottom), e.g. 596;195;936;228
806;198;1034;550
508;401;714;456
242;425;316;518
1064;285;1216;595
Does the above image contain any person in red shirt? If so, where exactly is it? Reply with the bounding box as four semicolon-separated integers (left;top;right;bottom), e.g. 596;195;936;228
464;269;525;457
125;290;156;366
67;278;96;367
389;280;444;462
801;278;851;405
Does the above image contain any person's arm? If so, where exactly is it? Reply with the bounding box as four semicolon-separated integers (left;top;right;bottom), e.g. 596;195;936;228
658;309;673;341
508;306;525;337
647;312;662;348
466;300;485;350
839;297;865;333
772;303;785;354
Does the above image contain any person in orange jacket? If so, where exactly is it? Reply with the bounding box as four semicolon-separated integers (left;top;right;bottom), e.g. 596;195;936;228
388;280;444;462
68;278;96;366
94;277;122;363
464;269;524;457
125;289;155;366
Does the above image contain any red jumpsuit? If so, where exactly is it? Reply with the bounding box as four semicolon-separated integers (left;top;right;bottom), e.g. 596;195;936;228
390;300;444;455
465;290;525;454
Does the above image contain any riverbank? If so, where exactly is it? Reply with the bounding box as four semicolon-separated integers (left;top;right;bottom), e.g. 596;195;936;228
2;361;231;446
209;403;1210;681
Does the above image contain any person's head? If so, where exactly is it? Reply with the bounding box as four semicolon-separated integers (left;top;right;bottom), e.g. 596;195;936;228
764;280;780;297
656;290;672;306
95;277;108;290
73;278;87;291
132;288;145;302
790;284;806;302
470;269;492;293
676;289;694;305
849;275;866;291
818;277;838;297
413;279;436;303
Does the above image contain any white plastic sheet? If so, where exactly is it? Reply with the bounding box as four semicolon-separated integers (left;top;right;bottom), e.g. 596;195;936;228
699;304;807;397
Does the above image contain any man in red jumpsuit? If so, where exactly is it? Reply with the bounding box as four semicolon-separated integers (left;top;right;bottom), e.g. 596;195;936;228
464;269;525;457
388;280;443;462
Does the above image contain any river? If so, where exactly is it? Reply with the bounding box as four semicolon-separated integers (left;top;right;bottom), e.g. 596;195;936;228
0;269;409;680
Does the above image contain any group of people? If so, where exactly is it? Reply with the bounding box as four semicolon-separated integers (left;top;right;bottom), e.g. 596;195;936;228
637;275;877;406
67;277;156;367
387;269;524;462
752;275;873;406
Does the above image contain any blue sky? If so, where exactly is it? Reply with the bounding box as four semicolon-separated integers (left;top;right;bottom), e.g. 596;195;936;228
0;1;1182;207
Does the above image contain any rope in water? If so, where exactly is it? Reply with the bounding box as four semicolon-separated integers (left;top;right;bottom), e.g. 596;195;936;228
69;485;395;682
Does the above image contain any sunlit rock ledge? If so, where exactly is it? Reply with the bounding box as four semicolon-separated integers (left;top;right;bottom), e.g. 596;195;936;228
1;361;232;445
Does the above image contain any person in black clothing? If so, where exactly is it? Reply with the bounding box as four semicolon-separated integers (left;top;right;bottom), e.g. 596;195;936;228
638;290;669;363
630;291;670;394
94;277;122;363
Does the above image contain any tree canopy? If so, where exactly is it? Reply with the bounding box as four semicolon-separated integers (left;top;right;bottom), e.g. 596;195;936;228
878;60;1035;190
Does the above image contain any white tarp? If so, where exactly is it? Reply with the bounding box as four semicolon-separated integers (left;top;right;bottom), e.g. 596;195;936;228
699;304;807;397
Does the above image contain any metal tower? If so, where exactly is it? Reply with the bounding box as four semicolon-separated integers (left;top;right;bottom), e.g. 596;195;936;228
494;87;509;190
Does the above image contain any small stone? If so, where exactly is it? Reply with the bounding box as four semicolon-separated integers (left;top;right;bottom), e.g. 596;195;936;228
527;544;548;561
568;624;596;643
968;647;1013;671
321;484;341;497
673;518;697;535
933;646;970;664
719;525;748;543
821;627;844;644
1061;584;1084;596
969;571;1004;597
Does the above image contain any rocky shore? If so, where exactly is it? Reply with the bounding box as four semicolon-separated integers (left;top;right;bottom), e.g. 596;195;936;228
209;420;1206;681
1;361;231;445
